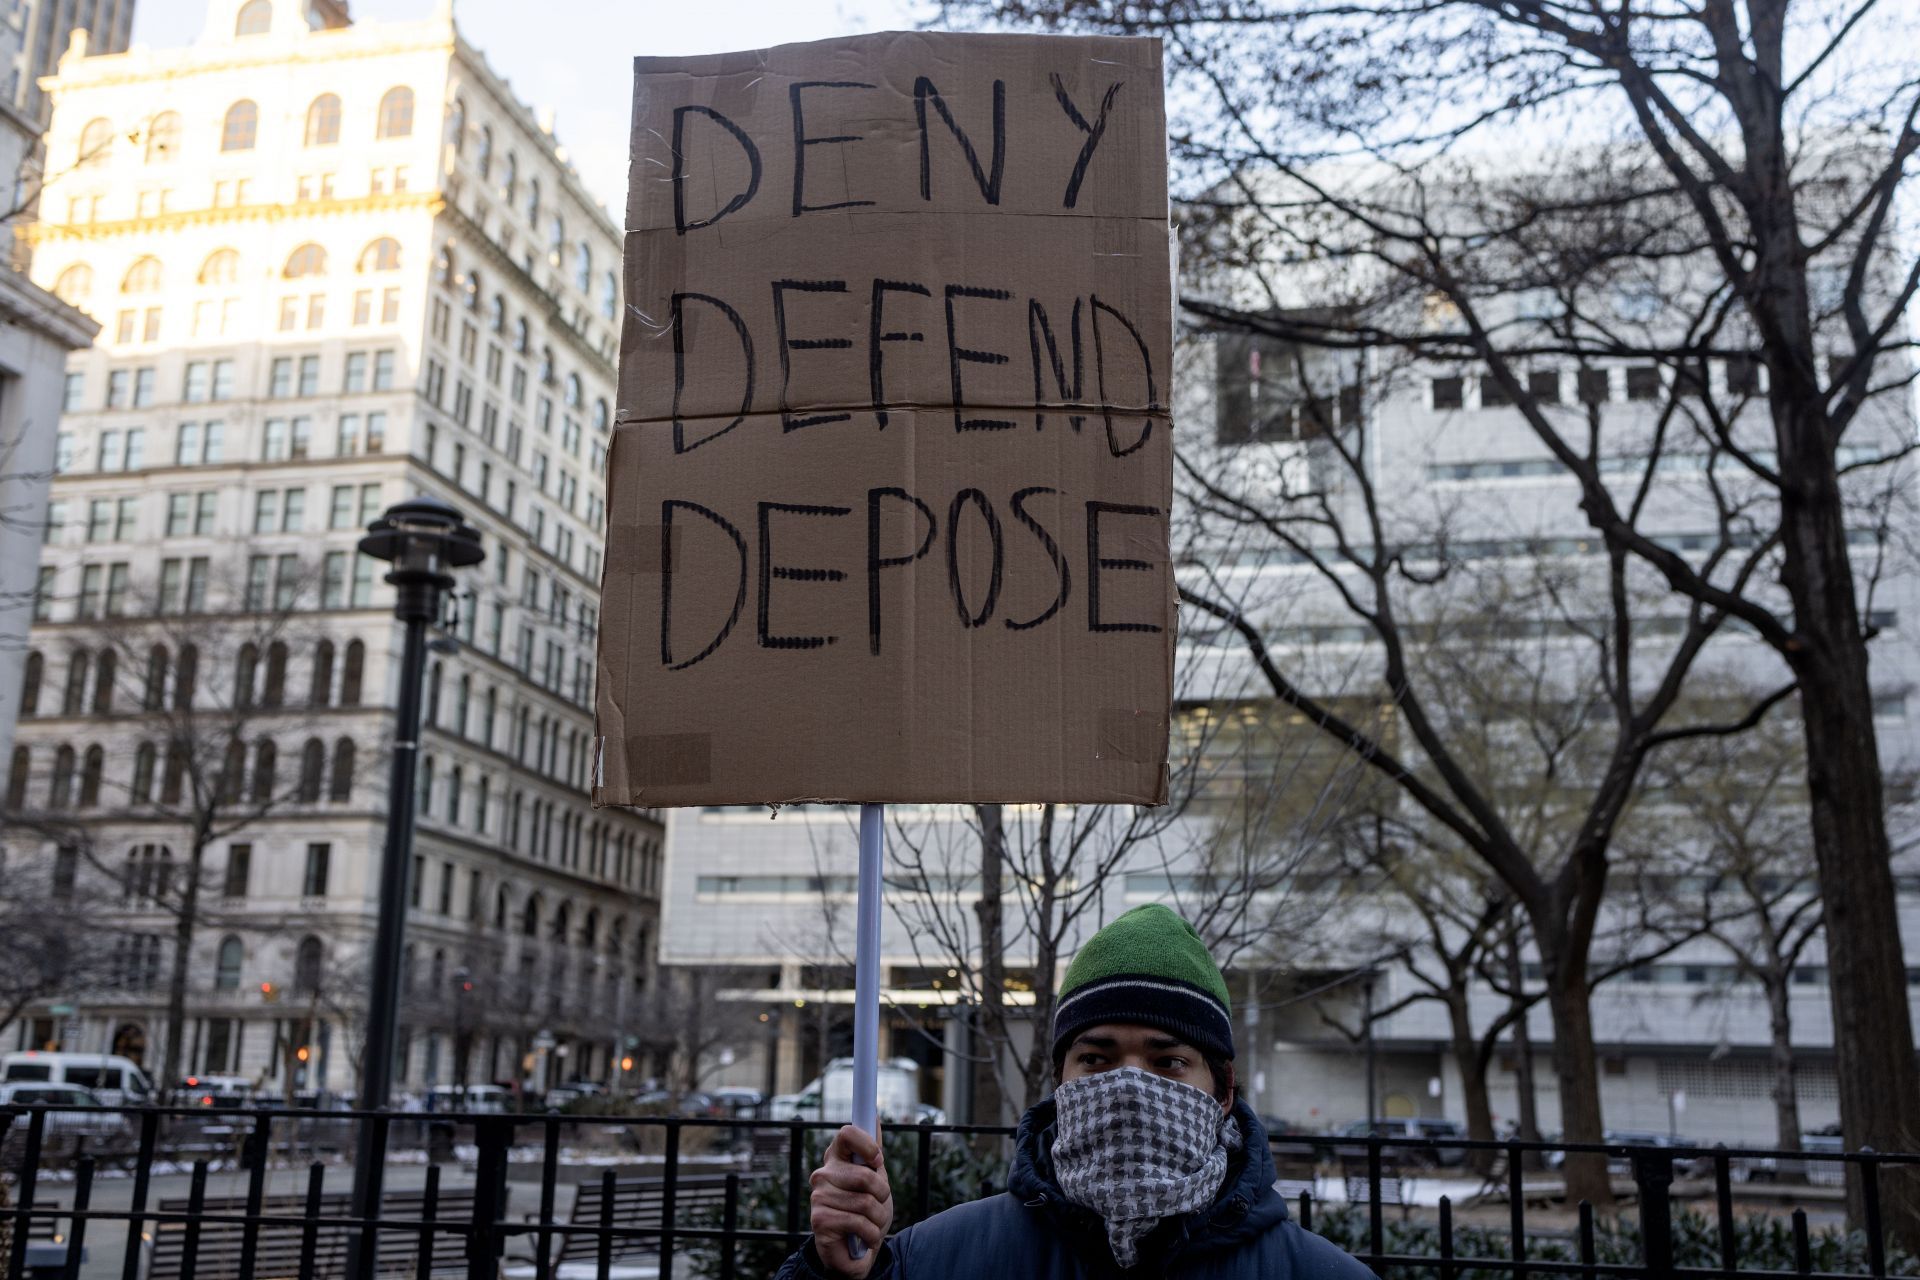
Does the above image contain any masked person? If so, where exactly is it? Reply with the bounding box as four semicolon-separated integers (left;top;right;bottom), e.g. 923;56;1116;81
776;905;1374;1278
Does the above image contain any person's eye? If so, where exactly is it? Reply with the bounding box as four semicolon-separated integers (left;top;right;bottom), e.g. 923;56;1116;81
1158;1057;1189;1071
1077;1053;1107;1067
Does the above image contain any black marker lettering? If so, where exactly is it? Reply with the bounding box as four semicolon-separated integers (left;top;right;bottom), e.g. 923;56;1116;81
1086;501;1163;634
870;279;930;430
945;284;1014;432
914;76;1006;205
772;279;853;432
1006;486;1070;631
660;500;747;670
866;486;936;655
671;291;754;454
1090;293;1159;457
1027;297;1085;433
790;80;877;216
946;488;1004;628
672;105;761;233
758;502;852;650
1049;75;1123;210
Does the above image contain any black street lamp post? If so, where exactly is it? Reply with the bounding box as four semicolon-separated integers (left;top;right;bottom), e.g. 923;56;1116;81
346;497;483;1279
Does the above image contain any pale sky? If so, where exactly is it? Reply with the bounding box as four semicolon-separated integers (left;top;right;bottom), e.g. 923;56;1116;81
130;0;931;215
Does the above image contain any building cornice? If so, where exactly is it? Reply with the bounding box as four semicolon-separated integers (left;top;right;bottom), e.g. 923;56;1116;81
25;190;444;246
0;266;103;349
435;199;614;382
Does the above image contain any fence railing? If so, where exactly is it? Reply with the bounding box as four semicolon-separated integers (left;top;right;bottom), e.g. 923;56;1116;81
4;1104;1918;1280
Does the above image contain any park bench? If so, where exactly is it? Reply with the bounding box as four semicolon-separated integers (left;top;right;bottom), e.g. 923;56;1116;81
507;1174;744;1275
1339;1156;1409;1215
1269;1152;1320;1206
149;1185;486;1280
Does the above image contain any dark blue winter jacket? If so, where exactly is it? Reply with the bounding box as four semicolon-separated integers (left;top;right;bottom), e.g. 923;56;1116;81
774;1099;1373;1279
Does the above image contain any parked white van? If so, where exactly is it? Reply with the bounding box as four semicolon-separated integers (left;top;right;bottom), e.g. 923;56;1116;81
1;1052;155;1107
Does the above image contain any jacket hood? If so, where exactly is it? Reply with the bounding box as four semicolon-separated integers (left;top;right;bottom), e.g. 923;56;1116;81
1008;1094;1289;1266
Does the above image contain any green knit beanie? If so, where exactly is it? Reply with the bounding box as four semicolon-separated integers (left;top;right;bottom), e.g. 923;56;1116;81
1050;904;1235;1064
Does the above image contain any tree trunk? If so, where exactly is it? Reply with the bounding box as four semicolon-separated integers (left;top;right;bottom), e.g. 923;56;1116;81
158;838;208;1092
1764;975;1804;1180
1781;515;1920;1236
971;804;1007;1125
1019;877;1063;1110
1535;928;1611;1208
1446;990;1496;1176
1502;932;1544;1172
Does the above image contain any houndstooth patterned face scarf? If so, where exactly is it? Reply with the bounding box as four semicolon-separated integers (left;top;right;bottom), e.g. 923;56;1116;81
1050;1066;1242;1268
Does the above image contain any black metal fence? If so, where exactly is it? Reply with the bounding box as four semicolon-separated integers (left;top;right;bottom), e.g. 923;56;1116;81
5;1104;1919;1280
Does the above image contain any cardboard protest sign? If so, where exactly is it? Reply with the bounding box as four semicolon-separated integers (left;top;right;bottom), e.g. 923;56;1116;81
595;30;1173;807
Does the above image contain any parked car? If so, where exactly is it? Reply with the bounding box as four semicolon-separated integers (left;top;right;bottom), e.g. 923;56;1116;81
2;1052;155;1107
1735;1131;1846;1185
770;1058;929;1124
1326;1117;1467;1168
709;1086;768;1119
1;1082;134;1167
182;1075;256;1108
426;1084;511;1114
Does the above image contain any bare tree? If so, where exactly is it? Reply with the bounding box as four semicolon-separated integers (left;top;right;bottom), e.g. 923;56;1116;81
638;966;769;1094
0;845;117;1046
6;560;366;1091
951;0;1920;1231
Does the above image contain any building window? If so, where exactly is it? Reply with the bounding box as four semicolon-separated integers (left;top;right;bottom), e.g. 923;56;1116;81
284;243;327;277
302;845;331;898
340;640;364;703
1577;367;1612;405
1431;375;1465;410
1625;365;1662;401
235;0;272;35
215;937;244;989
377;86;414;139
147;111;182;163
222;100;259;152
304;94;341;146
79;117;114;167
358;237;401;273
330;738;355;801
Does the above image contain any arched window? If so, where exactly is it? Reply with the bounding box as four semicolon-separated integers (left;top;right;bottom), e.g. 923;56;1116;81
199;248;239;285
310;639;334;706
514;316;529;354
494;886;509;930
263;641;288;707
601;270;617;321
447;98;468;153
329;738;354;801
502;151;518;200
340;640;364;704
283;243;327;277
52;264;91;305
435;245;454;286
574;243;591;292
456;673;471;736
78;746;104;806
294;936;324;993
132;742;156;803
221;100;259;152
122;256;162;294
357;237;401;272
489;294;505;333
552;900;571;945
477;124;493;178
521;893;541;937
476;773;490;833
174;643;198;709
143;645;167;709
221;737;246;803
548;214;564;259
298;739;324;802
215;937;243;989
49;745;75;809
593;398;610;433
427;658;443;725
146;112;182;163
235;643;259;708
79;118;113;167
92;648;116;713
304;94;341;146
376;86;414;139
539;347;554;385
565;373;582;409
251;739;276;802
526;177;541;225
20;650;43;716
7;747;29;810
63;651;89;715
583;908;599;949
235;0;272;35
465;269;481;310
448;765;463;823
162;742;186;804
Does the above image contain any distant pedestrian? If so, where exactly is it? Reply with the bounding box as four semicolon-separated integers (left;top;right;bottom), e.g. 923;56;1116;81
778;904;1373;1277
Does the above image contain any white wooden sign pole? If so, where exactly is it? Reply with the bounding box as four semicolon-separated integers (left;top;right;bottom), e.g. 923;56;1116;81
846;802;885;1261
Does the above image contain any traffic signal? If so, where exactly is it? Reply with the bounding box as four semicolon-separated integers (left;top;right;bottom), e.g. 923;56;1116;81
620;1056;633;1072
260;981;279;1002
295;1045;311;1063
